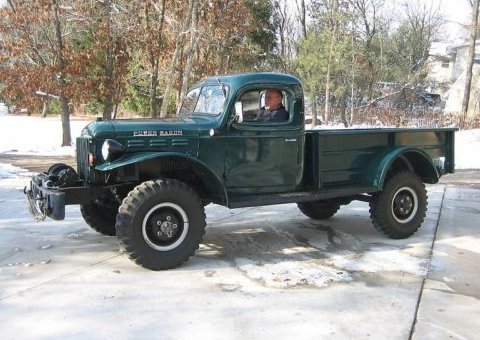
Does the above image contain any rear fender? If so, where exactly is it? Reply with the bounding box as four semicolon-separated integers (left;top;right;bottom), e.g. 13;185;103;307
368;147;439;190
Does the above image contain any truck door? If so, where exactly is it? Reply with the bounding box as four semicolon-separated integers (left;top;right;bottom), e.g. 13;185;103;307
225;88;304;194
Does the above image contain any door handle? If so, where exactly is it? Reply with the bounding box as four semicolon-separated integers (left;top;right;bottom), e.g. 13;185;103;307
284;138;297;142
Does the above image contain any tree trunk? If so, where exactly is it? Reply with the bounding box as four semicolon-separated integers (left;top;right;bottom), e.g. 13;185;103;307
60;95;72;146
462;0;479;120
41;98;50;118
297;0;307;38
325;63;332;123
148;0;166;118
179;0;199;104
350;28;355;127
324;1;338;124
102;1;115;120
340;93;348;128
181;42;198;99
53;0;71;146
150;59;159;118
159;0;194;118
277;0;288;72
311;92;318;127
113;103;119;120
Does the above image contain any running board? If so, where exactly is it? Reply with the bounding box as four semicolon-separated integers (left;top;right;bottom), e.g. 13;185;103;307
228;186;377;209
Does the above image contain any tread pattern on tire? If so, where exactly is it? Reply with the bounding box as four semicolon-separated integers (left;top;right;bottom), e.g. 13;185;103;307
80;202;117;236
369;171;427;239
116;178;206;270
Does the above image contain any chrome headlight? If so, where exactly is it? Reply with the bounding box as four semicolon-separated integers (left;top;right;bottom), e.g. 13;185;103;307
101;139;125;162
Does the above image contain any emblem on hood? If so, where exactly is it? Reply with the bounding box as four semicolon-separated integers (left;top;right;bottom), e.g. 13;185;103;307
133;130;183;137
160;130;183;136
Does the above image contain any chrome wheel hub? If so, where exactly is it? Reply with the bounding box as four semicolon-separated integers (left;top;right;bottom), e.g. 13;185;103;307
391;186;418;224
142;202;189;251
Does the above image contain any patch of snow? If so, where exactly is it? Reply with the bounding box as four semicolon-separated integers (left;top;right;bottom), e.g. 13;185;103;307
0;114;89;156
438;236;480;255
235;257;352;288
455;129;480;169
0;103;8;116
0;163;29;179
327;246;427;276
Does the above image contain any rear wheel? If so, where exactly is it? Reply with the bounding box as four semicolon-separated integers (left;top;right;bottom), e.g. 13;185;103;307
116;179;206;270
80;201;118;236
369;171;427;239
297;200;340;220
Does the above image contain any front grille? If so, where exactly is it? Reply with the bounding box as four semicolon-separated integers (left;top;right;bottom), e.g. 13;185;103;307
76;137;91;180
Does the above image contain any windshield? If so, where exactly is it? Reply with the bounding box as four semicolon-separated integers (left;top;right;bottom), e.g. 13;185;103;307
179;85;228;117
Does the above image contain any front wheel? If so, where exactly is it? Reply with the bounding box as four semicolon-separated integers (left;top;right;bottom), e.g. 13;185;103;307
116;179;206;270
80;201;118;236
369;171;427;239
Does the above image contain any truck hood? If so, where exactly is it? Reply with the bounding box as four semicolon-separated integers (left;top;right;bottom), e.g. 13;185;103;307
82;116;218;139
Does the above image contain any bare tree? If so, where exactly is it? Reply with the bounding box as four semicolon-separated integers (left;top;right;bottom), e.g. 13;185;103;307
3;0;73;145
462;0;480;119
324;0;340;123
296;0;307;39
401;0;444;78
143;0;167;118
274;0;290;72
179;0;201;104
159;0;195;118
52;0;71;145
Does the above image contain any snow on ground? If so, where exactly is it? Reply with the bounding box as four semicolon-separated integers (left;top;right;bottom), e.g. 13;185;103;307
455;128;480;169
0;163;29;179
0;114;88;156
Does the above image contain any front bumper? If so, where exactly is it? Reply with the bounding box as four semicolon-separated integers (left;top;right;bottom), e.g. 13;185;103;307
25;172;132;222
25;173;66;221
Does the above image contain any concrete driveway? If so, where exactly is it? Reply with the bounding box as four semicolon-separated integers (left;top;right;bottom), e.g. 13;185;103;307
0;174;479;339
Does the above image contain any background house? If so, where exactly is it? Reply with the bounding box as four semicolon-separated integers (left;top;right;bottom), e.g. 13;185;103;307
428;41;480;116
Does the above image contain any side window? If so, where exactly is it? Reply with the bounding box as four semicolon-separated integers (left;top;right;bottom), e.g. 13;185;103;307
238;89;289;123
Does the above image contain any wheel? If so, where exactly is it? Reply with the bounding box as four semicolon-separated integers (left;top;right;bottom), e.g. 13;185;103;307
369;171;427;239
116;179;206;270
47;163;72;175
80;201;118;236
47;163;78;187
297;200;340;219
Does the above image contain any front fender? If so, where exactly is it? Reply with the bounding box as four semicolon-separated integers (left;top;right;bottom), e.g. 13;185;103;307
96;152;170;171
95;152;228;204
367;147;439;190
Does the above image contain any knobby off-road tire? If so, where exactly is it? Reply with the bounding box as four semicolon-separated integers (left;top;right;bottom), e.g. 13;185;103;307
297;200;340;220
80;201;118;236
116;179;206;270
369;171;427;239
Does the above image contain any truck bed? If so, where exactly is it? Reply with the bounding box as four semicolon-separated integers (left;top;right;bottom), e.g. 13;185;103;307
303;127;456;190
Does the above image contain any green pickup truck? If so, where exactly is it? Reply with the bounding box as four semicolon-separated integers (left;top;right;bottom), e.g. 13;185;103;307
25;72;455;270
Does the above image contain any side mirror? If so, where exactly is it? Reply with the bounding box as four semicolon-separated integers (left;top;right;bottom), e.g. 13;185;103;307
234;101;243;124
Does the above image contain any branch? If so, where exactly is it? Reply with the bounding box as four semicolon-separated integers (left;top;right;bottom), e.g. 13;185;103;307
36;91;60;100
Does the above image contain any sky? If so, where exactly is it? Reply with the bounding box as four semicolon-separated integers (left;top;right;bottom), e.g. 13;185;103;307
423;0;471;41
373;0;471;42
